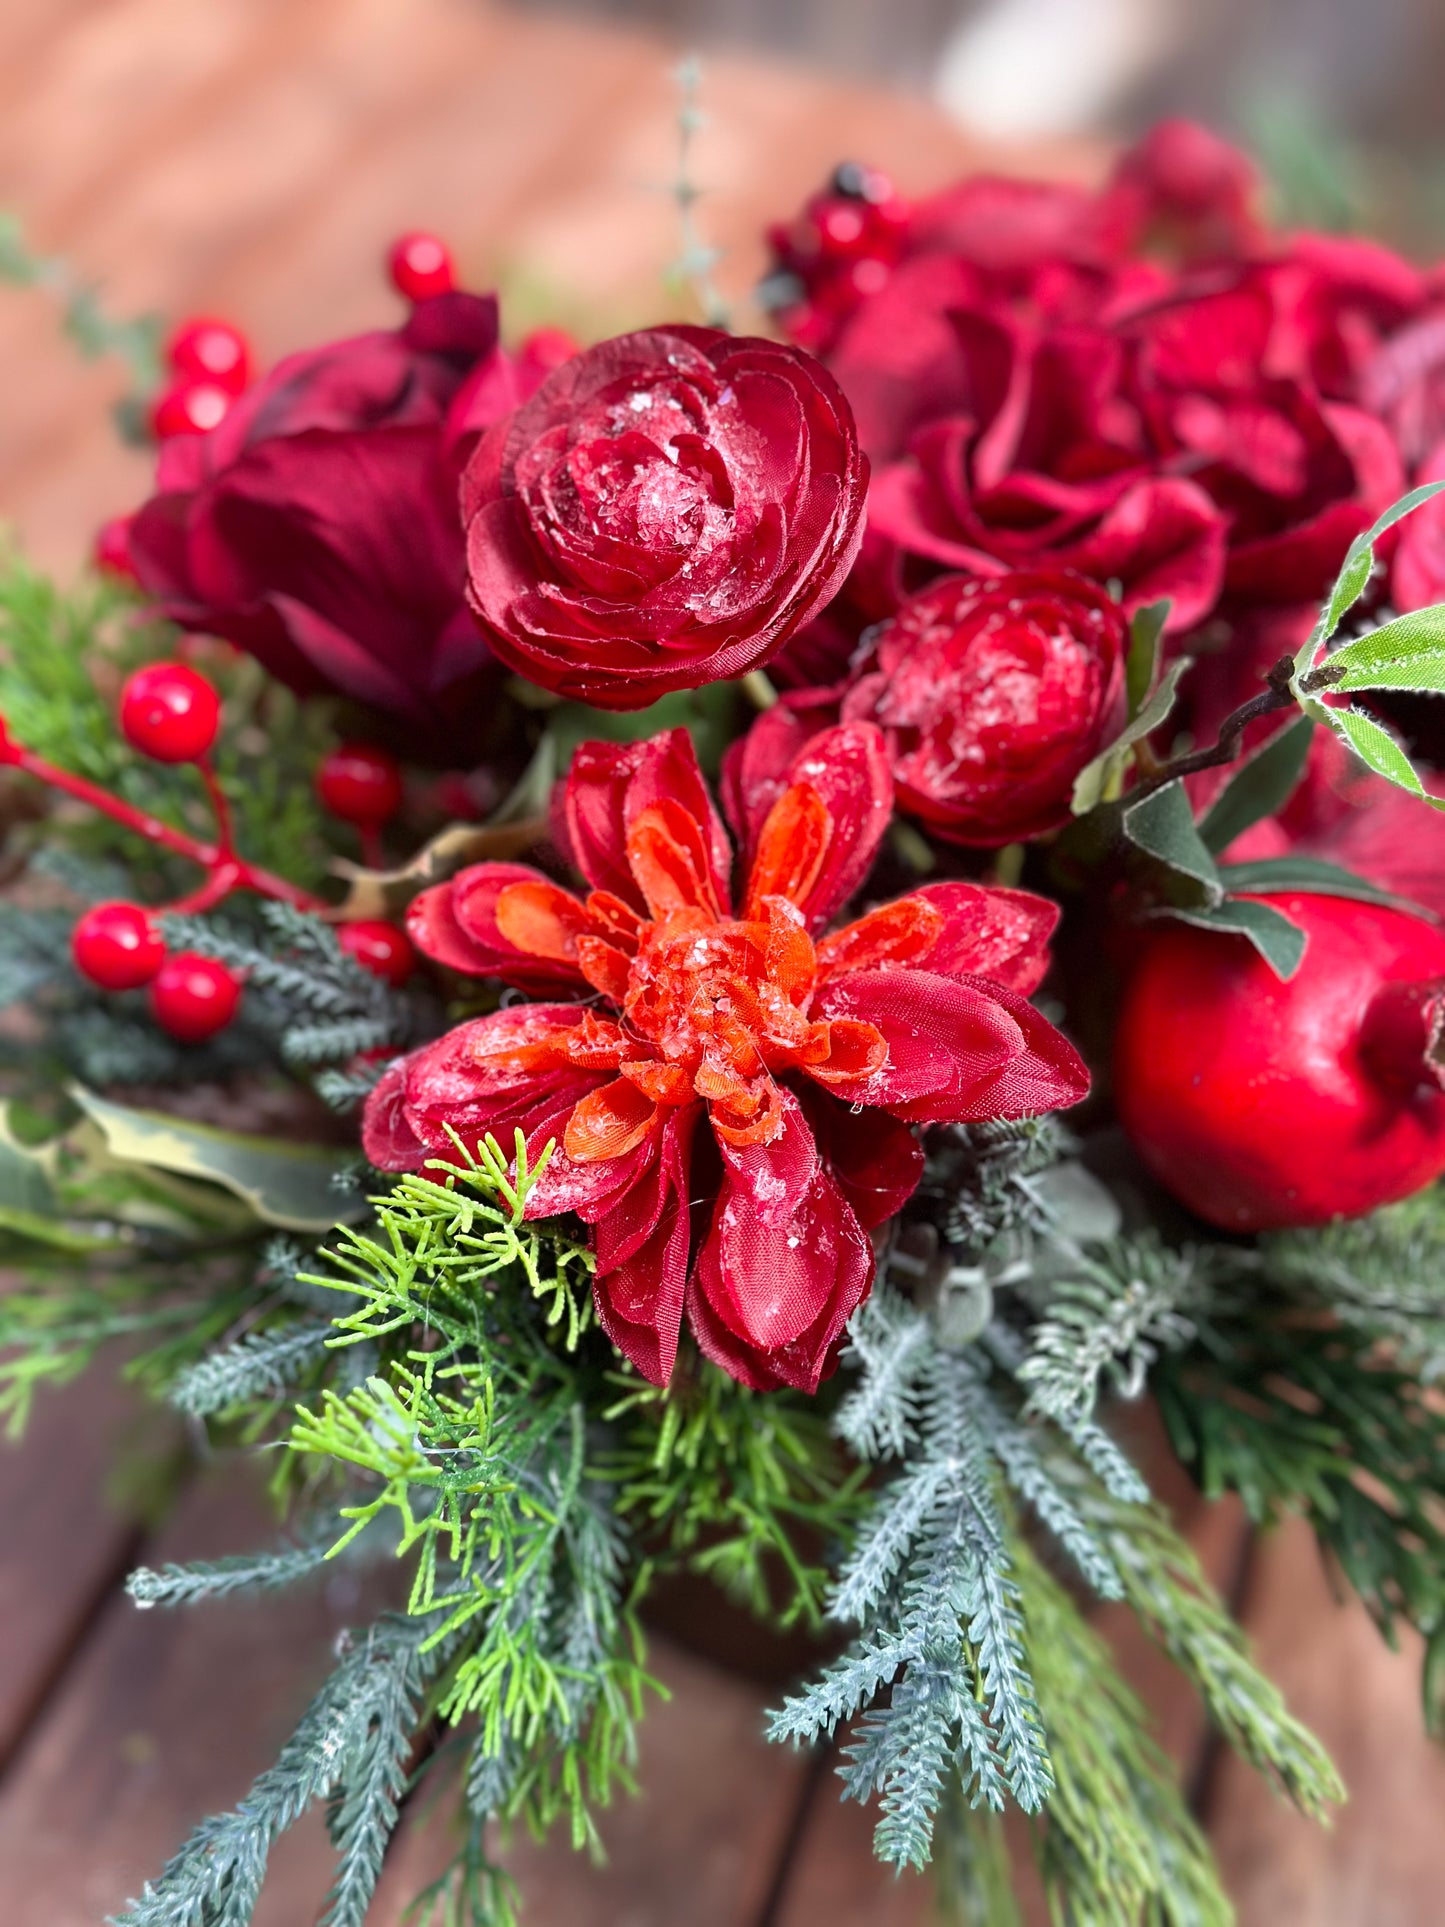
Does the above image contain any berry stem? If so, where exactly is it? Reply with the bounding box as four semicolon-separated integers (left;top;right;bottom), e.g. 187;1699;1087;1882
0;729;326;912
1128;654;1302;802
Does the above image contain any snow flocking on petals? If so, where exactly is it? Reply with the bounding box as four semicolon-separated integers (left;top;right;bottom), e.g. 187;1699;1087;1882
367;724;1088;1392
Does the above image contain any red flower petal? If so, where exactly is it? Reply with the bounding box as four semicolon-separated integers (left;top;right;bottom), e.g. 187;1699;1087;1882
811;968;1089;1121
688;1146;873;1393
592;1107;698;1384
907;881;1060;994
741;721;892;930
796;1084;923;1230
407;862;588;992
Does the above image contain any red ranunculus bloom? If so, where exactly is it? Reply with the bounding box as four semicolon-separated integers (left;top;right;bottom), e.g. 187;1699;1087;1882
128;294;518;756
460;328;868;710
839;570;1128;845
365;727;1086;1391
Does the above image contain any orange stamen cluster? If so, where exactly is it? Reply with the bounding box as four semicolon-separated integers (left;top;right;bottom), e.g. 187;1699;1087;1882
472;786;950;1160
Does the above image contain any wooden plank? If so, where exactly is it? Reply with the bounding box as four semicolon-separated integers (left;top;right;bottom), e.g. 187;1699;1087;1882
1201;1515;1445;1927
372;1637;810;1927
0;1461;356;1927
0;1366;163;1770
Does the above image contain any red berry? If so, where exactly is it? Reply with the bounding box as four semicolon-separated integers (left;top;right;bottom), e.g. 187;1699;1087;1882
120;663;222;764
94;515;138;584
151;380;232;439
514;325;578;390
165;317;251;395
387;232;454;302
150;952;242;1042
339;920;415;988
1114;892;1445;1231
317;744;404;827
72;901;166;990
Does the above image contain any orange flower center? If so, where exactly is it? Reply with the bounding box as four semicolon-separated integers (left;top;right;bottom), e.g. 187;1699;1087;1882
482;797;951;1162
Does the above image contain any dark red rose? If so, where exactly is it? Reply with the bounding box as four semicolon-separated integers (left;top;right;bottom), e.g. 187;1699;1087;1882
128;294;514;757
863;305;1227;629
376;726;1085;1391
460;326;867;710
1123;271;1405;605
840;570;1128;845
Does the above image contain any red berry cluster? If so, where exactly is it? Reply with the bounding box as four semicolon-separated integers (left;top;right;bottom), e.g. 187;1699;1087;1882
761;163;910;352
2;663;414;1043
150;317;252;445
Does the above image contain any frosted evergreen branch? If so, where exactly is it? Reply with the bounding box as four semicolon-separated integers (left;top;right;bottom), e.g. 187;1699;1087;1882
829;1457;952;1624
834;1285;932;1461
126;1541;332;1610
112;1616;437;1927
981;1393;1124;1600
1018;1235;1202;1425
965;1559;1053;1812
168;1321;334;1418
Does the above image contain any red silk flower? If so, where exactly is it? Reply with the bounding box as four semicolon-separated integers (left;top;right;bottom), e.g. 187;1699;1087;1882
128;294;526;758
364;726;1086;1392
460;327;868;709
840;570;1128;845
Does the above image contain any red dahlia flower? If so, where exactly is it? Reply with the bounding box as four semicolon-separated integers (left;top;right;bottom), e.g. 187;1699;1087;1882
460;327;868;709
364;726;1086;1391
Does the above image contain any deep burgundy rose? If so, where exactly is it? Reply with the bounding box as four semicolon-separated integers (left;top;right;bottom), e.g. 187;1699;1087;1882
128;294;519;756
862;306;1227;630
460;326;867;709
839;570;1128;845
1123;270;1405;605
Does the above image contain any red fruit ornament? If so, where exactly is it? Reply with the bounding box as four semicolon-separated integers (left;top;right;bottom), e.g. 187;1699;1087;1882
316;744;403;827
72;902;165;990
150;952;242;1042
120;663;221;764
151;381;232;439
339;920;415;988
165;318;251;395
1114;892;1445;1230
387;231;454;302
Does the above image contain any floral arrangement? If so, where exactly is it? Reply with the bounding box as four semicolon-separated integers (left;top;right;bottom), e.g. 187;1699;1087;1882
8;113;1445;1925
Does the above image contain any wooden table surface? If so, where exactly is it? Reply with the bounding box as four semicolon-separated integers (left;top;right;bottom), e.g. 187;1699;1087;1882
2;2;1444;1921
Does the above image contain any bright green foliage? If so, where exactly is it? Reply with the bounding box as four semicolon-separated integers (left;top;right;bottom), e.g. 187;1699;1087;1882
605;1364;864;1627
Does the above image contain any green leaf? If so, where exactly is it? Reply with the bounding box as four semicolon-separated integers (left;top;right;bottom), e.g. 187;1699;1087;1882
0;1107;118;1253
1156;897;1308;980
1125;599;1172;716
1198;715;1313;854
1320;705;1445;810
1323;605;1445;696
1219;854;1429;915
1304;480;1445;663
67;1085;362;1232
1071;656;1193;817
1121;780;1221;899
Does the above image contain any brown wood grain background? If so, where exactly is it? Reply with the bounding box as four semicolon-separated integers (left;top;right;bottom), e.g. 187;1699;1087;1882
1;3;1443;1920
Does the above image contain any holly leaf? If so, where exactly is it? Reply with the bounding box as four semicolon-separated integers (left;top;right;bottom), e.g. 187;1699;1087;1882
1218;854;1430;915
1121;780;1222;902
1072;651;1192;816
67;1086;363;1232
1198;715;1313;854
1155;896;1308;980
